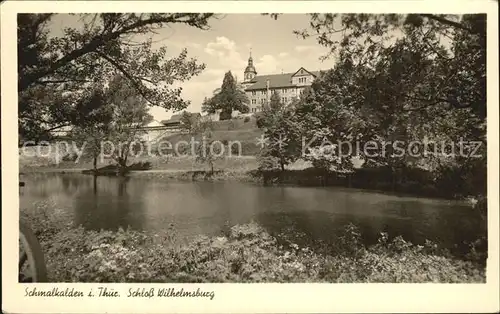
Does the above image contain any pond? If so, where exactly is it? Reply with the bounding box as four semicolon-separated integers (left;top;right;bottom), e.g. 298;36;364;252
20;173;483;255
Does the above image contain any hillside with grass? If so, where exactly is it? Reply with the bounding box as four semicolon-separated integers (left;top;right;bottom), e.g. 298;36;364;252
162;116;263;156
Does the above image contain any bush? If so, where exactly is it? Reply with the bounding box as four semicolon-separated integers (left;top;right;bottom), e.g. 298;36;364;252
127;161;152;171
62;153;78;162
257;154;280;171
244;117;250;123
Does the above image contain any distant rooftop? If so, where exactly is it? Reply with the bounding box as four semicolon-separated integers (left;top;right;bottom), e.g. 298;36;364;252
161;112;200;125
244;68;322;91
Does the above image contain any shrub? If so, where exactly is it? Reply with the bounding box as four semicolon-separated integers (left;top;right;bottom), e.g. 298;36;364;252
62;153;78;162
127;161;152;171
257;153;280;171
244;117;250;123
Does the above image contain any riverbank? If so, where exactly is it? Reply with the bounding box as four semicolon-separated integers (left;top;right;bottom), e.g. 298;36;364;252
21;203;486;283
20;155;484;200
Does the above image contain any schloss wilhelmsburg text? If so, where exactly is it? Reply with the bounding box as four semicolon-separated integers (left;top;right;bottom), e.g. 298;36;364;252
128;287;215;300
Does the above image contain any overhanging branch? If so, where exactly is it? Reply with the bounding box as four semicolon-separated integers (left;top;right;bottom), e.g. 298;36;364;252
19;13;214;92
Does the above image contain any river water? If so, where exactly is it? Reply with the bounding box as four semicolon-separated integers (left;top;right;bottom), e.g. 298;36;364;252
20;173;483;254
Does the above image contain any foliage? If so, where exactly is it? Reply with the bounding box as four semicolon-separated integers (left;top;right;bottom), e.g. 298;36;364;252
179;111;198;134
23;206;485;283
256;93;302;171
296;13;486;122
69;88;114;170
294;69;361;172
194;119;224;173
201;72;249;120
266;14;487;195
293;14;486;119
256;149;280;171
103;75;153;170
18;13;215;140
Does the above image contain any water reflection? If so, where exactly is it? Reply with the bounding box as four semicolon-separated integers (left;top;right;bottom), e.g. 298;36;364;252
21;173;480;254
72;176;145;231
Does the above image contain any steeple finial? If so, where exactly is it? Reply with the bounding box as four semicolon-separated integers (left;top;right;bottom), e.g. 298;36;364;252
247;48;254;66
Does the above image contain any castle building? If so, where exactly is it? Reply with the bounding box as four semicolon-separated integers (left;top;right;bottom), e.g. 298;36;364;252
241;52;320;113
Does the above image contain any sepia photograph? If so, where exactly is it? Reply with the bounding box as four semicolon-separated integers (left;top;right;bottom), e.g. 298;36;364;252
16;11;490;284
2;1;499;312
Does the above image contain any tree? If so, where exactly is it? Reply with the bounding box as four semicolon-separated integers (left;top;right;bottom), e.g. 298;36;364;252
194;119;223;174
201;71;249;120
257;92;301;171
70;88;113;171
179;111;198;134
18;13;216;139
280;13;486;195
293;13;486;122
293;68;362;173
104;75;153;172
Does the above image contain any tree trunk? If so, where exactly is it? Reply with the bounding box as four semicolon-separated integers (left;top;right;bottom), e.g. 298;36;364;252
93;175;97;195
391;165;397;192
93;156;97;171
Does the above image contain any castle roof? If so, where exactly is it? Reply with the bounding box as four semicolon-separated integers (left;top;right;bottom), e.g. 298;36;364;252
245;64;257;74
244;69;321;91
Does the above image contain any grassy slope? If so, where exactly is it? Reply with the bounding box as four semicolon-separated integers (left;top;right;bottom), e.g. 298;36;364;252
162;117;263;156
19;117;264;171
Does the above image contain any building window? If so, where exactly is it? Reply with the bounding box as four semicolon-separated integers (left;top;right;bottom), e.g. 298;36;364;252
252;91;256;96
282;88;286;94
299;77;307;84
252;99;256;105
261;90;266;96
260;99;265;105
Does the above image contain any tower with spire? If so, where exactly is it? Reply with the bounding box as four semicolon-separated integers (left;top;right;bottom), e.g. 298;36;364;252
243;49;257;82
238;48;322;114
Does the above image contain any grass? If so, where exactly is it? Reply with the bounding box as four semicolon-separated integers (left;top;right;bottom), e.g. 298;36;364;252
19;117;264;171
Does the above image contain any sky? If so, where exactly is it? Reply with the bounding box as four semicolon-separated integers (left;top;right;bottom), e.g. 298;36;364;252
49;14;334;121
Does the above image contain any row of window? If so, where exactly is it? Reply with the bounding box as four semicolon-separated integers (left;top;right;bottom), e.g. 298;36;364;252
298;77;307;84
251;99;268;105
250;97;290;106
250;88;306;97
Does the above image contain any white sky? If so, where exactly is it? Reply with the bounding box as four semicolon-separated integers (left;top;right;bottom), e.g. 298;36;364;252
48;14;334;121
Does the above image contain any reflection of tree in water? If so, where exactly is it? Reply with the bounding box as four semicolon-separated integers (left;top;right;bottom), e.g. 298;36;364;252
379;200;485;257
256;210;383;253
431;202;486;257
256;198;484;258
60;175;90;195
73;176;146;232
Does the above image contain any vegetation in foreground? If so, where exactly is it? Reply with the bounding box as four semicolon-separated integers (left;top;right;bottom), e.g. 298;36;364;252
21;202;486;283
